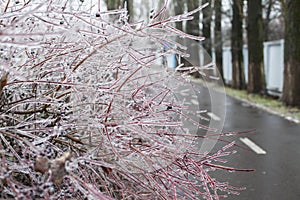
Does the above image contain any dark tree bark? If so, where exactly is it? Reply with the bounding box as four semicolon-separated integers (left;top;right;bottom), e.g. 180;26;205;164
105;0;131;11
202;0;212;55
173;0;185;69
124;0;133;21
247;0;266;94
262;0;284;41
214;0;223;79
281;0;300;107
185;0;200;77
105;0;118;10
231;0;245;89
186;0;200;36
105;0;133;22
173;0;185;31
263;0;273;41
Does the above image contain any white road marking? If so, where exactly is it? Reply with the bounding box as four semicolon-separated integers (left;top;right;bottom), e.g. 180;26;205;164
191;99;199;106
180;91;189;96
240;137;267;155
207;112;221;121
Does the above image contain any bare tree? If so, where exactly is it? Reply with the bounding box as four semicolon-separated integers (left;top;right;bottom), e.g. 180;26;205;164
186;0;200;36
247;0;266;94
231;0;245;89
263;0;274;41
105;0;133;21
185;0;200;75
263;0;283;41
105;0;121;10
173;0;185;31
214;0;223;79
104;0;132;12
202;0;212;55
281;0;300;107
125;0;134;21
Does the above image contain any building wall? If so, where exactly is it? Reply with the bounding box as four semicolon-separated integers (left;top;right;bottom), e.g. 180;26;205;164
222;39;284;95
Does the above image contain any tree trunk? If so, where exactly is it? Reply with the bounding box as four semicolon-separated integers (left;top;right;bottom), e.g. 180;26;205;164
186;0;200;36
202;0;212;56
105;0;117;10
105;0;132;22
105;0;127;10
263;0;273;41
124;0;133;21
281;0;300;107
214;0;223;79
186;0;200;77
173;0;185;69
247;0;266;94
231;0;245;89
173;0;185;31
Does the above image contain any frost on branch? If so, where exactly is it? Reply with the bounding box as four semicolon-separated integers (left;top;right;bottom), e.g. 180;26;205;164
0;1;250;199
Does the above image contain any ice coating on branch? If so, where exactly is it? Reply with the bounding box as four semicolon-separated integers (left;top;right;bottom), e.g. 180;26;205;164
0;1;249;199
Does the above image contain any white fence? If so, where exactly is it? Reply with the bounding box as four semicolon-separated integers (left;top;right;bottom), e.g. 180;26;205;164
222;39;284;94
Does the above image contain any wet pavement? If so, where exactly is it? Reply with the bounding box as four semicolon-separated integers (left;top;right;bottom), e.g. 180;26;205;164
201;88;300;200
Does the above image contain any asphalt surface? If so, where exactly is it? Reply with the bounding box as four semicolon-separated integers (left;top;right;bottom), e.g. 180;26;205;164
197;84;300;200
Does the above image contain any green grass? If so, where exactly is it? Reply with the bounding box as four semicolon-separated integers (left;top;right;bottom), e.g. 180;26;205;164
224;86;300;124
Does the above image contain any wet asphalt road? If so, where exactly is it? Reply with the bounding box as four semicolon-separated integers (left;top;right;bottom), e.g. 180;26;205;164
198;86;300;200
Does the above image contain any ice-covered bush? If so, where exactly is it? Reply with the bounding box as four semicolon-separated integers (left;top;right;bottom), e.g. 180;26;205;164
0;0;252;199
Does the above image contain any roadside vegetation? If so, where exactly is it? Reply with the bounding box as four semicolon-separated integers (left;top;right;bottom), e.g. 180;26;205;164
225;87;300;124
0;1;252;199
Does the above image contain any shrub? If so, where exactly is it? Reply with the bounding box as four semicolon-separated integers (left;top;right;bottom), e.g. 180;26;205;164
0;1;251;199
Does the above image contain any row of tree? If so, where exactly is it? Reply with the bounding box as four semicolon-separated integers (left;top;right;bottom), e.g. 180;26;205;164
236;0;299;108
104;0;299;108
171;0;299;108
